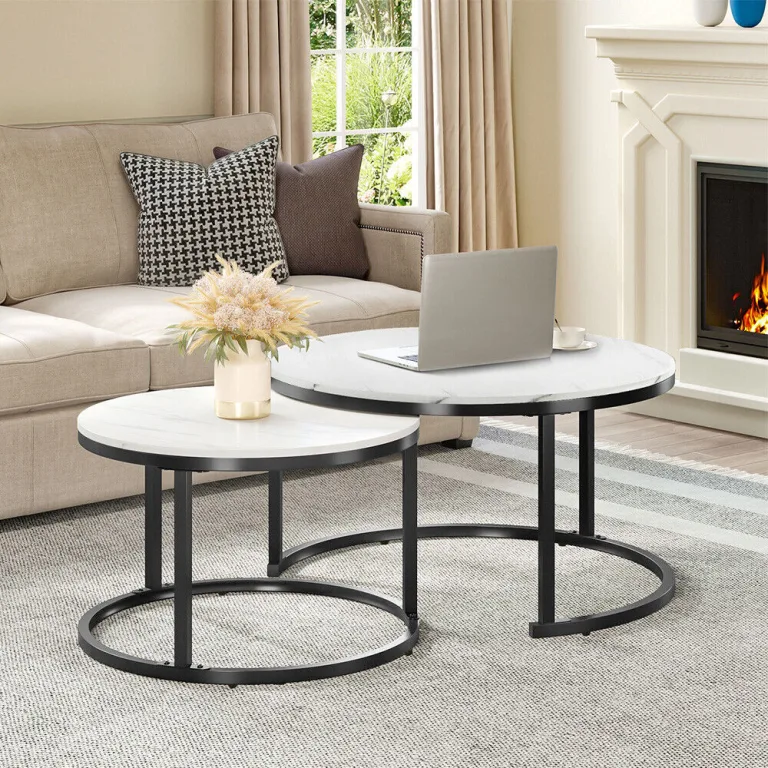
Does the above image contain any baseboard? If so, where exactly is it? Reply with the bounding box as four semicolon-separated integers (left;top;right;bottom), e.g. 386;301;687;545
625;391;768;439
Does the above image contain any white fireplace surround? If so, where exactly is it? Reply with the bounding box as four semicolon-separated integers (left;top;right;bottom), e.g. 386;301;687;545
585;25;768;438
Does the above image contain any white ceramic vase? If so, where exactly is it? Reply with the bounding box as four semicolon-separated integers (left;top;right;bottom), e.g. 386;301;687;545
693;0;728;25
214;340;271;419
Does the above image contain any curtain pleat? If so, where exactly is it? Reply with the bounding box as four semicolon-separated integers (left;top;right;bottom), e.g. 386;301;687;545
422;0;518;252
214;0;312;164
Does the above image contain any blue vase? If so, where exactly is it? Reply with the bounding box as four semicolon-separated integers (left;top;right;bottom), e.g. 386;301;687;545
730;0;766;27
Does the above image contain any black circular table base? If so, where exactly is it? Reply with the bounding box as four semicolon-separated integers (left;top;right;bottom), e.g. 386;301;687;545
78;577;420;685
270;524;676;638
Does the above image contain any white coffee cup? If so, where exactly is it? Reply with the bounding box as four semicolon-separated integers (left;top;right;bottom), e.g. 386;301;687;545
553;326;586;349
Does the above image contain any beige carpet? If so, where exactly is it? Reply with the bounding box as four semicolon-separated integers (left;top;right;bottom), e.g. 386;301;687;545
1;425;766;767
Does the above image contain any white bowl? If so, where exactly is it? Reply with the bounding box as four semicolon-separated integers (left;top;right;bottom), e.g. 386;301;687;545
553;326;586;349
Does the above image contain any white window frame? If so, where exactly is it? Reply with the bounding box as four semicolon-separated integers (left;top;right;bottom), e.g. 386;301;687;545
310;0;425;207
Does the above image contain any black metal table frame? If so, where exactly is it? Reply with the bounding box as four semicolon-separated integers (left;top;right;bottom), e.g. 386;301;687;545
271;375;678;638
77;432;420;685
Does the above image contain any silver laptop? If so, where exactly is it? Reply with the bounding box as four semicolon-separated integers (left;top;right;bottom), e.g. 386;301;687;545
358;246;558;372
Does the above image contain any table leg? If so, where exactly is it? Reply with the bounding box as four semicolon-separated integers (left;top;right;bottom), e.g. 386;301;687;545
402;443;418;628
579;410;595;537
268;471;284;577
537;414;556;624
174;470;193;668
144;466;163;590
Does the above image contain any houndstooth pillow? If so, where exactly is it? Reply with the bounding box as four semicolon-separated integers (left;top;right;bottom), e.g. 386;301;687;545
120;135;288;286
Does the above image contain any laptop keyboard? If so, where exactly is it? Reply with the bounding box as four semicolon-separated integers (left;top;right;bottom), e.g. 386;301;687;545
399;354;419;363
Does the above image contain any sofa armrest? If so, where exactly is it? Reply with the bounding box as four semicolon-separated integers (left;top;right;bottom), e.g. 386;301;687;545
359;204;451;292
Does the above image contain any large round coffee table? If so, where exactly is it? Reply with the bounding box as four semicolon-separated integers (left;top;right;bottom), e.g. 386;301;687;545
271;328;678;639
76;387;420;685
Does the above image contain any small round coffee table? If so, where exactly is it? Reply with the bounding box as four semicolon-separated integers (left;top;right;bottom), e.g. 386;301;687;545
271;328;678;639
77;387;420;685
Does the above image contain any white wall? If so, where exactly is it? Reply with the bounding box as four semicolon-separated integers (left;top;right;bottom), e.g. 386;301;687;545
0;0;214;125
511;0;729;335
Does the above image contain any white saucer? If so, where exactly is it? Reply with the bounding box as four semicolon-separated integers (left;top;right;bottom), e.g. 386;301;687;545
553;340;598;352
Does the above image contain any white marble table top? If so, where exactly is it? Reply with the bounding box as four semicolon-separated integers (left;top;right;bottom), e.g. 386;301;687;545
271;328;676;409
78;388;419;459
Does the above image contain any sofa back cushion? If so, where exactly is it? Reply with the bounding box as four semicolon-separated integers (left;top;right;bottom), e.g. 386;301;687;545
214;144;369;279
0;114;277;303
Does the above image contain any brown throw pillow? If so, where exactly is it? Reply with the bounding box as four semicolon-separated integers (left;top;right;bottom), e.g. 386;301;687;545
213;144;369;279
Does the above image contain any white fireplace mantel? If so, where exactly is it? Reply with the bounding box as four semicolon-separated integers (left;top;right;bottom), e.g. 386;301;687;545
585;25;768;438
586;25;768;85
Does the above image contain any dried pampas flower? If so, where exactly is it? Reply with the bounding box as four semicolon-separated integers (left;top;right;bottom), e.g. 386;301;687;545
167;255;318;365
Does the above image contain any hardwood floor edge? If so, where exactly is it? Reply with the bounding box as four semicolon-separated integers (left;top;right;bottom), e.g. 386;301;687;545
483;417;768;479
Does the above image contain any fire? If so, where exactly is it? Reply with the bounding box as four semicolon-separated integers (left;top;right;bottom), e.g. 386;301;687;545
737;254;768;334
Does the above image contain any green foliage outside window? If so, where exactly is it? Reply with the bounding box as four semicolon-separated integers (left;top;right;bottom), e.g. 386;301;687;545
350;0;412;47
310;0;415;206
310;0;412;49
309;0;337;49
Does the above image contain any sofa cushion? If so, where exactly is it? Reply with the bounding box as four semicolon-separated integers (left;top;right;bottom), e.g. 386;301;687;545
17;285;205;391
16;276;420;390
286;276;420;334
0;114;278;303
0;307;149;416
214;144;369;279
120;136;288;286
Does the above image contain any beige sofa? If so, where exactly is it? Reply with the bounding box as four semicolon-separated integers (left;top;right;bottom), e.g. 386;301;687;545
0;113;477;521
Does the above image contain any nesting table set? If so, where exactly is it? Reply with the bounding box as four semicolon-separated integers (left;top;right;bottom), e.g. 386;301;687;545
77;328;677;685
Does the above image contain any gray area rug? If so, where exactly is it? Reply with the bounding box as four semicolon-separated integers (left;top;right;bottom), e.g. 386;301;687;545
1;423;767;768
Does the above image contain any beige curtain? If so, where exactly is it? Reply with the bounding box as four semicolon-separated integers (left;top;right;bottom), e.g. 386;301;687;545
422;0;518;252
214;0;312;164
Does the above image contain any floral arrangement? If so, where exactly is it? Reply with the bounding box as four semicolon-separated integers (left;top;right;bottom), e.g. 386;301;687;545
168;256;317;365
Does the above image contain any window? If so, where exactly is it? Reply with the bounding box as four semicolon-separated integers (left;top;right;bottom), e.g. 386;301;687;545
309;0;423;207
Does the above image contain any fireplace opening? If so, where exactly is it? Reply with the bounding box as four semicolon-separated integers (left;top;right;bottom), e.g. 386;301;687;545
697;162;768;359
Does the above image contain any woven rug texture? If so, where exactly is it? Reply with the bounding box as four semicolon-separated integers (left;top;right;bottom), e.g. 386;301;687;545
0;424;766;768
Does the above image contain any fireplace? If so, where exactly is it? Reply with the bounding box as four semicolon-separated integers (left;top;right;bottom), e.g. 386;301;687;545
697;162;768;359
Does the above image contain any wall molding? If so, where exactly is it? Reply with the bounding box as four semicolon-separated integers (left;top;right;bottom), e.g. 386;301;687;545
9;114;213;129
